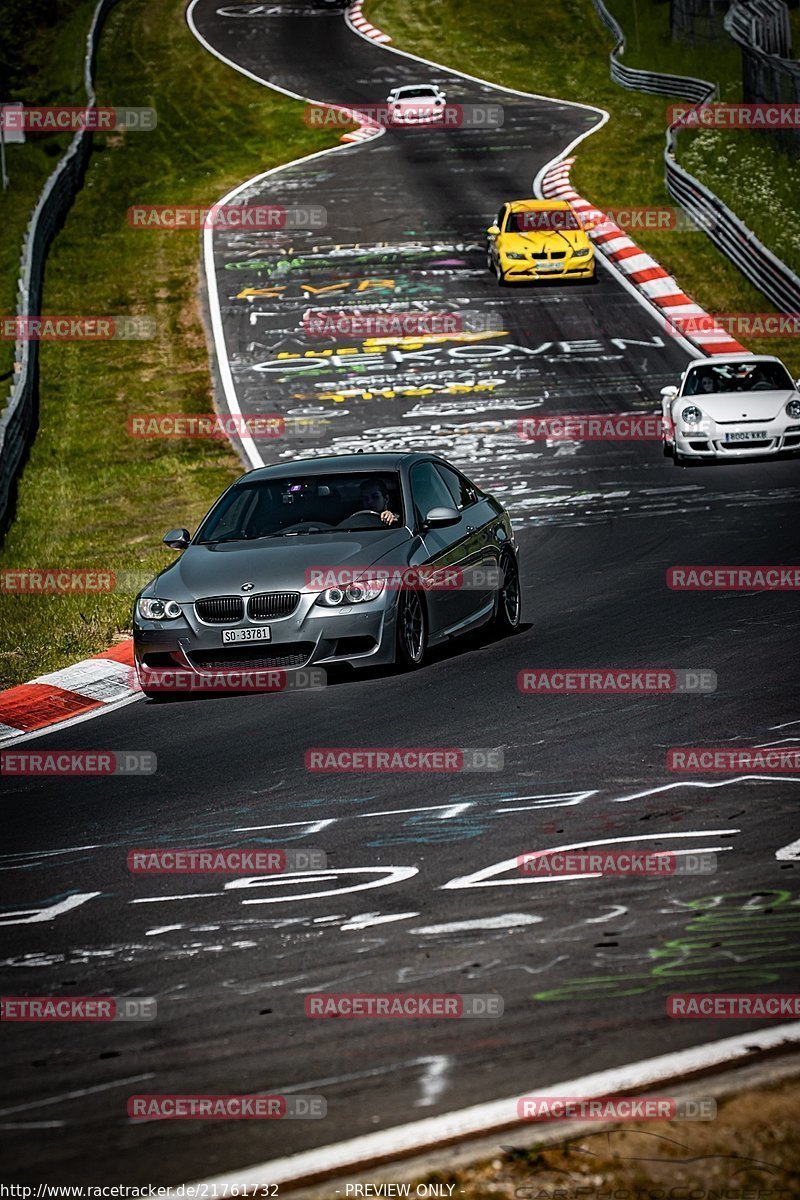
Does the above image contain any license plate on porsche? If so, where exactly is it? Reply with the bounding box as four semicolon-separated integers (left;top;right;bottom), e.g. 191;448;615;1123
222;627;271;644
725;431;765;441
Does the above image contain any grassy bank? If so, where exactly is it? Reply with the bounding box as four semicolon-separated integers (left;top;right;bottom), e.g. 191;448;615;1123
0;0;342;689
404;1076;800;1198
367;0;800;373
0;0;99;378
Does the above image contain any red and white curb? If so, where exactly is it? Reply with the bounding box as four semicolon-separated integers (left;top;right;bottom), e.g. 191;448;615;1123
0;640;140;744
541;158;746;356
335;103;383;144
347;0;391;44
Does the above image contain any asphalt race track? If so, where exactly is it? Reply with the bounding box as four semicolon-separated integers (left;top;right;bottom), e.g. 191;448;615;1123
2;0;800;1185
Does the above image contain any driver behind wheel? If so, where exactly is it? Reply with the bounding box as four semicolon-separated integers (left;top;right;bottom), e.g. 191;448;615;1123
360;478;400;526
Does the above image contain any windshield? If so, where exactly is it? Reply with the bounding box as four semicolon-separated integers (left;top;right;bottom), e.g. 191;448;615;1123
506;209;580;233
196;472;405;544
683;361;794;396
394;87;438;99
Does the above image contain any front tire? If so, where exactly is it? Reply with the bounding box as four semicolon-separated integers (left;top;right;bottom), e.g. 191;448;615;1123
490;551;521;634
395;589;427;670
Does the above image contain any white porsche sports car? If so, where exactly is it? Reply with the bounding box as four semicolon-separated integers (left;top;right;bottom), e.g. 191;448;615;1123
661;354;800;463
386;84;447;125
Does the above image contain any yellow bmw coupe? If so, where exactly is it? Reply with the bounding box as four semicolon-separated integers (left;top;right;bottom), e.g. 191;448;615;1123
487;199;595;284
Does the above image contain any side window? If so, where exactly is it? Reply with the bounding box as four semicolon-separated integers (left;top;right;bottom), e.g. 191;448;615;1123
410;462;457;526
435;464;477;510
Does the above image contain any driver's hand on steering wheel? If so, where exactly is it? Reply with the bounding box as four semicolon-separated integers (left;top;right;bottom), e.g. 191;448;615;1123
380;510;400;525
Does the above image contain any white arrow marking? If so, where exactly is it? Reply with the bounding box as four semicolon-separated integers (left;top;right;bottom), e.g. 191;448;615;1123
0;892;100;925
441;831;739;889
340;912;419;931
776;837;800;861
411;913;543;934
585;905;628;923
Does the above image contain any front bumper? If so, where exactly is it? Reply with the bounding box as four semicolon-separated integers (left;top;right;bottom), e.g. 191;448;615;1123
500;255;595;281
672;418;800;459
134;590;398;692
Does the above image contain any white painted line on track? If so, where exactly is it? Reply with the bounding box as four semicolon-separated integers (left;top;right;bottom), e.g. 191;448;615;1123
173;1023;800;1191
186;0;386;471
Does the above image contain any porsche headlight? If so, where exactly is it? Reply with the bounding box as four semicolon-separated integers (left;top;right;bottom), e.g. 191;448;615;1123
786;399;800;418
137;597;183;620
681;406;704;426
572;247;591;257
316;580;386;607
505;252;526;260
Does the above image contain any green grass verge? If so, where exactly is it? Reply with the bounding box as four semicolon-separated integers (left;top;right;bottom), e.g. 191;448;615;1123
367;0;800;374
0;0;99;379
0;0;343;689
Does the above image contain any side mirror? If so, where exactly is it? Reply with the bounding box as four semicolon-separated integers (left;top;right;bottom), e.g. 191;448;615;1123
424;506;460;529
795;378;800;390
660;385;679;401
163;527;191;550
487;224;500;236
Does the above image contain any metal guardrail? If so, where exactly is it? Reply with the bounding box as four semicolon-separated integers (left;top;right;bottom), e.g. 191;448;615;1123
588;0;800;315
725;0;792;58
591;0;713;101
0;0;121;535
725;0;800;156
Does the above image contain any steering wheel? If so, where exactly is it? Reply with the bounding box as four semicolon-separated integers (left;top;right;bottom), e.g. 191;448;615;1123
338;509;385;528
750;381;772;391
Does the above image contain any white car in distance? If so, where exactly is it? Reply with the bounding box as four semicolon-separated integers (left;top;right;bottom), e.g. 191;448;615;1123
661;354;800;463
386;83;447;125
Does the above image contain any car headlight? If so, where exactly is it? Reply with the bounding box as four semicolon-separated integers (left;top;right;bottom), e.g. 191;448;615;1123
505;252;526;260
572;247;591;257
137;597;183;620
681;406;704;426
786;399;800;418
316;580;386;607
